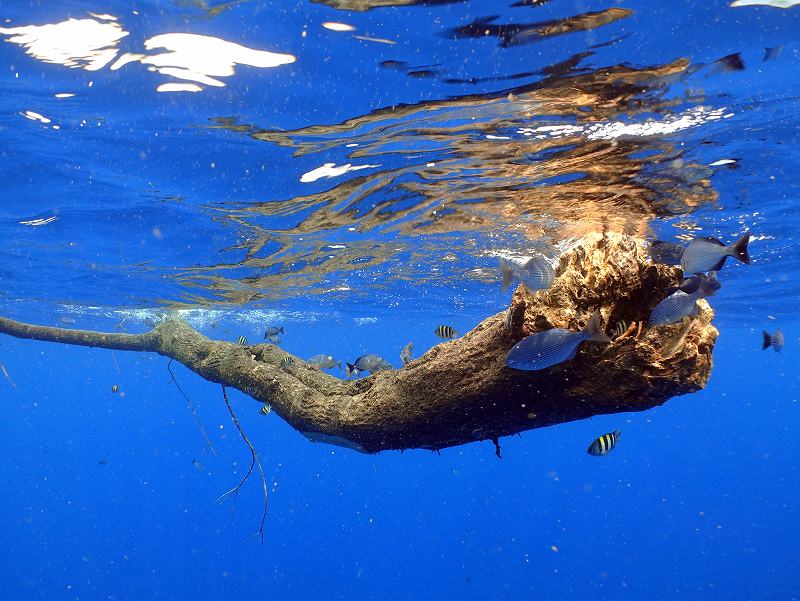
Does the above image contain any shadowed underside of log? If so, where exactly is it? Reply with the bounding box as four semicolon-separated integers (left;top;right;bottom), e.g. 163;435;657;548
0;232;716;454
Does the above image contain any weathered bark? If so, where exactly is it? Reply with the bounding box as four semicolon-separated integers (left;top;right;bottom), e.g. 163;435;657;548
0;232;716;453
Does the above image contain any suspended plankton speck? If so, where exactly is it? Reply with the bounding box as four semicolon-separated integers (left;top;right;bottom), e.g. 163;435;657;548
54;93;75;98
322;22;356;32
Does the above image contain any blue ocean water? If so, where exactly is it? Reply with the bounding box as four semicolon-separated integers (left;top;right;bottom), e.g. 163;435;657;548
1;0;799;599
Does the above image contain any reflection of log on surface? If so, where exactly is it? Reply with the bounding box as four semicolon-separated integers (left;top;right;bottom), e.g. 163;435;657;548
0;233;716;453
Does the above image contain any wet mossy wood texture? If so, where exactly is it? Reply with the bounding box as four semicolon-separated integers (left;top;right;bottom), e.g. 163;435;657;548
0;233;716;453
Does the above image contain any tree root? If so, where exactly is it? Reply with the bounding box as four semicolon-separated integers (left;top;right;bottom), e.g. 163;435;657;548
0;232;718;454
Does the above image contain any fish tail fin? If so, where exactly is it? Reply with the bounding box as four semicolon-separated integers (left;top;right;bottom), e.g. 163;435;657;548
337;361;342;370
762;331;772;350
500;259;513;293
279;327;285;334
614;429;621;440
584;311;611;343
729;231;751;264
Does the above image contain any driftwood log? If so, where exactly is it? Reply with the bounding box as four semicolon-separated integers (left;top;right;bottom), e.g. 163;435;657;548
0;232;716;453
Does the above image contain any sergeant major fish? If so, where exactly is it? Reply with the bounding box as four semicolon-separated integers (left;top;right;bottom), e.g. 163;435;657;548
587;429;621;456
681;231;750;274
762;329;784;352
505;311;610;371
307;354;342;370
435;325;458;339
649;273;720;326
236;335;247;345
500;256;555;293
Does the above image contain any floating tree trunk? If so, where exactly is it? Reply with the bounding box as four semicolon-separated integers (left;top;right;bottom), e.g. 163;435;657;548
0;232;716;453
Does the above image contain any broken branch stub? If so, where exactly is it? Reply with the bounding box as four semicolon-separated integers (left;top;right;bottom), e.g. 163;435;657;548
0;233;716;453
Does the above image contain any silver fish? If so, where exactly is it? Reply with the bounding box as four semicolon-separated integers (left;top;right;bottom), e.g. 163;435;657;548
505;311;610;371
400;341;413;365
500;256;555;293
308;354;341;370
681;231;750;274
347;354;393;375
649;274;720;325
762;329;784;352
587;429;621;456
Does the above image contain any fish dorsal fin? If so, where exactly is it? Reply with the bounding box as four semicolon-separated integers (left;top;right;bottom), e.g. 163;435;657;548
678;277;702;294
582;311;611;343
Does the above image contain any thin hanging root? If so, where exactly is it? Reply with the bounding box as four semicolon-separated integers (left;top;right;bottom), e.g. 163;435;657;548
167;359;217;457
0;363;17;388
218;384;268;544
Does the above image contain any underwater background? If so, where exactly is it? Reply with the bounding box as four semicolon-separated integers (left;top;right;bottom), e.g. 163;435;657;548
1;0;798;598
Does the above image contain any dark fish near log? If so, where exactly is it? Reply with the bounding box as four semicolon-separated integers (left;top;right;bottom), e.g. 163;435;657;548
400;341;413;365
649;273;720;325
307;354;341;370
587;429;621;456
264;326;284;343
681;231;750;274
764;46;783;61
648;240;685;265
505;311;610;371
435;325;458;339
762;329;784;352
500;256;555;293
611;320;629;338
347;353;393;375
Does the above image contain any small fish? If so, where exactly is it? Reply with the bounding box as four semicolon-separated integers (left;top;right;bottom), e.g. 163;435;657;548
347;354;393;375
236;335;247;345
97;459;107;466
762;329;784;352
611;320;629;338
763;46;782;61
259;404;272;416
111;385;120;393
435;325;458;339
191;458;204;471
500;256;555;293
58;315;76;325
648;240;685;265
680;231;750;274
400;341;414;365
649;274;721;325
264;326;284;343
505;311;610;371
504;308;513;333
587;430;621;456
280;356;295;369
307;354;341;370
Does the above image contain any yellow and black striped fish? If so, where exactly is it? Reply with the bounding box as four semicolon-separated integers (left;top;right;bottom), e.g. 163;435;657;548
259;404;272;416
611;321;629;338
111;385;120;394
434;324;458;339
236;335;247;345
280;356;294;368
587;429;621;456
